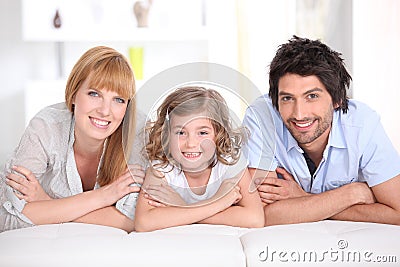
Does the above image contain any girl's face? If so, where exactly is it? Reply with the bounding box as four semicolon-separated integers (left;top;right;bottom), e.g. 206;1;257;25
73;77;128;144
169;112;216;173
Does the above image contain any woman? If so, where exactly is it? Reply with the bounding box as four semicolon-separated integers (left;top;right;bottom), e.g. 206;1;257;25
0;46;145;232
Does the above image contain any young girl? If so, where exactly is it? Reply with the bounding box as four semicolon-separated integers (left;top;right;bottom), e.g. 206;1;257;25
0;46;145;233
134;86;264;232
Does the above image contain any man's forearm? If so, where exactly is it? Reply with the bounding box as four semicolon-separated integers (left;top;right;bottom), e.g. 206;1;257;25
330;203;400;225
264;183;369;226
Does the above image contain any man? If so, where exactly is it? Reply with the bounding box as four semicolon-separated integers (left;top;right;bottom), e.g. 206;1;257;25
243;36;400;226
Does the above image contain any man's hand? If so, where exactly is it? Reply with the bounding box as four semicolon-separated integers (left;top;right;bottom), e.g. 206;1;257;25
347;182;376;205
255;167;308;204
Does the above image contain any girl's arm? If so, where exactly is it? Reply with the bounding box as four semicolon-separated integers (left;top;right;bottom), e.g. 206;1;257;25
134;168;241;232
198;168;265;228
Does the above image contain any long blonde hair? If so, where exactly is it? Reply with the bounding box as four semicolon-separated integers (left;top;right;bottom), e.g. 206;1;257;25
146;86;247;170
65;46;136;186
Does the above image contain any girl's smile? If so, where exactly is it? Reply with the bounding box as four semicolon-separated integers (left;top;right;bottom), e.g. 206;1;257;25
169;112;216;173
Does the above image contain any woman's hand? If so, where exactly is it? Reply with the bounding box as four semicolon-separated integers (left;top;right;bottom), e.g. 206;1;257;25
213;178;242;206
144;181;187;207
127;164;145;185
98;165;145;206
6;165;51;202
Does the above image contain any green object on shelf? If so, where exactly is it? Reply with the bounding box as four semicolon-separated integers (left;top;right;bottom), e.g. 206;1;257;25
129;47;144;80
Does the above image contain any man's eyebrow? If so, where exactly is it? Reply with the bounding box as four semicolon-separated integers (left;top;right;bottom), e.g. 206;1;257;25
303;88;324;95
278;88;323;96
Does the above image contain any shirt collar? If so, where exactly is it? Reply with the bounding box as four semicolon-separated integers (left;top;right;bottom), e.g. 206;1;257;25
328;109;347;149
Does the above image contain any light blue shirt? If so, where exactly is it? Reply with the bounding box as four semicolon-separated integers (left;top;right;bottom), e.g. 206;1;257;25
242;95;400;193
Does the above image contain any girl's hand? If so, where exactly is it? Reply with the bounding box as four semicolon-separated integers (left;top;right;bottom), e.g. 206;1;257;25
144;181;187;207
6;166;52;202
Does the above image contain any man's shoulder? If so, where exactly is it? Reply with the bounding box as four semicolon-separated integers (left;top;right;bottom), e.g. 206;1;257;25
339;99;380;127
245;94;279;121
249;94;273;109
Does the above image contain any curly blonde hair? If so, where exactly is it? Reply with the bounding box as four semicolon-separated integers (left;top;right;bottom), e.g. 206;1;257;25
146;86;247;171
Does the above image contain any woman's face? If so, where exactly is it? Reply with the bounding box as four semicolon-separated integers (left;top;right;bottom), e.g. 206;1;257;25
169;111;217;173
72;77;128;144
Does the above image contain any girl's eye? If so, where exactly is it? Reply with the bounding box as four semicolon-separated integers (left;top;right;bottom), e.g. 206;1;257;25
88;91;99;97
176;131;185;136
199;131;208;136
114;97;126;104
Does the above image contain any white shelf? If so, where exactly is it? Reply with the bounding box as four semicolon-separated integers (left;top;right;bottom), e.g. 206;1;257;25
22;0;208;42
23;27;210;42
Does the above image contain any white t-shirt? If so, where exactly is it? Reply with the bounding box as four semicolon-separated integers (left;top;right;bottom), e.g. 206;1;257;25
154;154;247;204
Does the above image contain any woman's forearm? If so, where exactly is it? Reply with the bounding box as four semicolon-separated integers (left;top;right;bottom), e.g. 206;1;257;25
74;206;135;232
22;190;108;225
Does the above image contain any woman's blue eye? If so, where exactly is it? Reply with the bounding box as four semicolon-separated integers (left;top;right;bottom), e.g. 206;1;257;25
115;97;126;104
88;91;99;97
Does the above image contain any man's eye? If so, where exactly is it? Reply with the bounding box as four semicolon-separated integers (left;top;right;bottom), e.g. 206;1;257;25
308;93;318;99
281;96;292;102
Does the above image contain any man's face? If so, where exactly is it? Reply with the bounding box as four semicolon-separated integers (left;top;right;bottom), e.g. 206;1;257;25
277;73;337;150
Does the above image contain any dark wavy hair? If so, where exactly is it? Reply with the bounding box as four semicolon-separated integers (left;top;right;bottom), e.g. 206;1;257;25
269;36;352;113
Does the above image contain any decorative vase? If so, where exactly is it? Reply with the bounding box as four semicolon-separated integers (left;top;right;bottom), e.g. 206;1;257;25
133;0;152;27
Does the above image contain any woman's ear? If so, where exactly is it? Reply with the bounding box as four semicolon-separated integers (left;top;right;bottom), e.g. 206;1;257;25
71;96;76;111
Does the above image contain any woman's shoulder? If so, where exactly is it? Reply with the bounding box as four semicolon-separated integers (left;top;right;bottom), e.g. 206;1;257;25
26;102;73;138
34;102;72;123
136;109;147;126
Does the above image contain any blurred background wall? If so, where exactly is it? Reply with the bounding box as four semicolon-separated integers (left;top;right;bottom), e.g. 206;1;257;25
0;0;399;166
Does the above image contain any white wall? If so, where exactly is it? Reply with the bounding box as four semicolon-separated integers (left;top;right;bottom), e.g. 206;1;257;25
0;0;211;166
0;0;59;165
352;0;400;152
1;0;399;169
